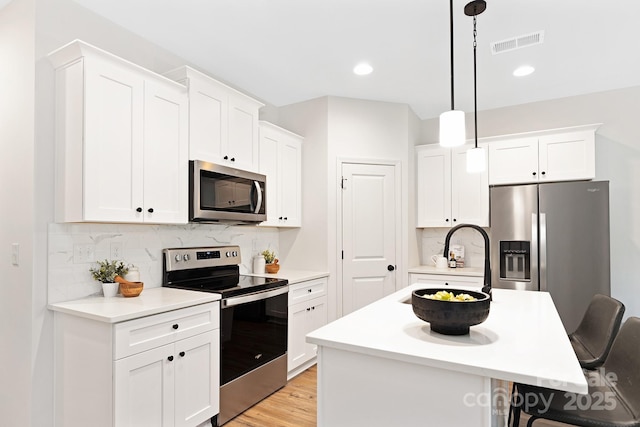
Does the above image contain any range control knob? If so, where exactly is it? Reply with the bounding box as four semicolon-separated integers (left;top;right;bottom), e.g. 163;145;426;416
226;251;231;257
232;251;238;257
174;254;181;262
183;254;190;262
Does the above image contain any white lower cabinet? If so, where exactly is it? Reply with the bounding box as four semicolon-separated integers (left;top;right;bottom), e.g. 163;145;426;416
287;277;328;376
54;302;220;427
409;273;483;289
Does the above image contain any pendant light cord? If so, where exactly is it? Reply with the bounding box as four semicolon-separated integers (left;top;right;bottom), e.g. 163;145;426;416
449;0;455;110
473;14;478;148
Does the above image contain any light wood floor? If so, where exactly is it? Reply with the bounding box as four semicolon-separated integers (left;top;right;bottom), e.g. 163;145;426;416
224;365;317;427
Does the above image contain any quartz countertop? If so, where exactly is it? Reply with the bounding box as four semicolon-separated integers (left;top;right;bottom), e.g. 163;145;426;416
307;284;587;394
48;287;220;323
409;265;484;276
246;269;329;285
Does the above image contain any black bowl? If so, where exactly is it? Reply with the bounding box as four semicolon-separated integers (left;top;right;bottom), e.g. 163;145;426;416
411;288;490;335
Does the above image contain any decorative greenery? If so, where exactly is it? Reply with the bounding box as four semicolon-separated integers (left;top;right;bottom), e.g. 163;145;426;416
261;249;277;264
90;259;129;283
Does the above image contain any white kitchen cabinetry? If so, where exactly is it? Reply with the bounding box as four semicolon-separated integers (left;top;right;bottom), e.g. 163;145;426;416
488;126;598;185
165;66;264;172
288;277;327;377
48;40;188;224
259;121;303;227
54;301;220;427
409;273;483;289
416;144;489;228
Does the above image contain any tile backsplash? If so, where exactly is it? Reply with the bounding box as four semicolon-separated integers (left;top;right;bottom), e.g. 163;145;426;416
420;227;488;268
48;222;279;303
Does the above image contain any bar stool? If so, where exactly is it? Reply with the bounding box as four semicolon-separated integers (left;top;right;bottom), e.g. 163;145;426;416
512;316;640;427
509;294;625;426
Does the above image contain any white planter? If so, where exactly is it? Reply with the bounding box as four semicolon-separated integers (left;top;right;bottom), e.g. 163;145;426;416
102;282;119;298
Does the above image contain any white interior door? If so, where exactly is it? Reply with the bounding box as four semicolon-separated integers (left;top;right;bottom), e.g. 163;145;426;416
342;163;397;315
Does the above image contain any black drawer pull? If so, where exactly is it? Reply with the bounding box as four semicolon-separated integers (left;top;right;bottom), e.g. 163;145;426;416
172;324;179;330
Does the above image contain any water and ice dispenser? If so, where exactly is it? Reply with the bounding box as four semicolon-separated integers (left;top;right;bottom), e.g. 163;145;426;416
499;241;531;281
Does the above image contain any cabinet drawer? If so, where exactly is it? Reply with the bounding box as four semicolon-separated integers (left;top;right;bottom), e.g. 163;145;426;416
288;278;327;305
409;274;483;289
114;302;219;360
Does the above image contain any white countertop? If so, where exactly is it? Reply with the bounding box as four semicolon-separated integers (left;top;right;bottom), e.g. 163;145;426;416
408;265;484;276
246;268;329;285
48;287;220;323
307;284;587;394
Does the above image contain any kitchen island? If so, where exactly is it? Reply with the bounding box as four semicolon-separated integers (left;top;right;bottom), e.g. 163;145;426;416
306;285;587;427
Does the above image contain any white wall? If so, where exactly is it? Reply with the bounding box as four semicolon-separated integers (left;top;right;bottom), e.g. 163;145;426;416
420;86;640;318
0;0;34;424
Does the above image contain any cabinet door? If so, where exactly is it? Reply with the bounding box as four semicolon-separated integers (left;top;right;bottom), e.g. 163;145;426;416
288;300;310;371
114;343;175;427
258;127;280;226
307;296;327;359
188;76;228;163
174;331;219;427
488;137;539;185
143;79;189;224
278;135;302;227
451;144;489;226
416;146;451;227
84;56;145;222
538;130;595;182
228;91;260;172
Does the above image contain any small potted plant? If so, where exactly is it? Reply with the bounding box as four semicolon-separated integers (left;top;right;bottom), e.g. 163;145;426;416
90;259;129;297
261;249;280;274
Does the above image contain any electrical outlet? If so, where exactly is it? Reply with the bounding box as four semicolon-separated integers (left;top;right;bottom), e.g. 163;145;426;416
73;244;95;264
110;242;123;260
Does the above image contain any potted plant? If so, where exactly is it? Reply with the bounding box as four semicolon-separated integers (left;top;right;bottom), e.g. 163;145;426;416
90;259;129;297
261;249;280;274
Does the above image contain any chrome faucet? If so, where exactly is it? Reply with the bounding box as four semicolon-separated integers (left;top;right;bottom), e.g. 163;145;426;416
443;224;492;300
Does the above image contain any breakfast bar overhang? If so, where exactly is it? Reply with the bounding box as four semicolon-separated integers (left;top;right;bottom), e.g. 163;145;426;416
306;285;587;427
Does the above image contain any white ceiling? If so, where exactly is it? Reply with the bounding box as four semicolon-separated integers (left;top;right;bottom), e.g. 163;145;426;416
71;0;640;119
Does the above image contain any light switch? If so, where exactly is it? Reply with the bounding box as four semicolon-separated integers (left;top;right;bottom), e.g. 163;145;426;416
11;243;19;266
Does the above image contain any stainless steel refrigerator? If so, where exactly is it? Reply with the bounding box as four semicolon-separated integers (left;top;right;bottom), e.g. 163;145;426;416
489;181;610;332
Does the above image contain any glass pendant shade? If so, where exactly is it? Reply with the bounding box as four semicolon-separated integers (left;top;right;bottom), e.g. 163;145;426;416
466;146;486;173
439;110;466;147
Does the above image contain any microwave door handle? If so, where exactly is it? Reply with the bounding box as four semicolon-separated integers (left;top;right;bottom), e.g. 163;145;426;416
253;181;263;214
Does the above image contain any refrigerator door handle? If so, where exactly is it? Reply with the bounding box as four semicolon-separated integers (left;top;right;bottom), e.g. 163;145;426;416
531;213;539;291
539;213;548;292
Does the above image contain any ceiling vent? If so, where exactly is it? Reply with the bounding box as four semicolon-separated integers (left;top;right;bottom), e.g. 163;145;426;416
491;31;544;55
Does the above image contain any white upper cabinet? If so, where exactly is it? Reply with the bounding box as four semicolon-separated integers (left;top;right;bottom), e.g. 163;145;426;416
259;121;303;227
488;126;599;185
165;66;264;172
416;144;489;228
48;40;188;224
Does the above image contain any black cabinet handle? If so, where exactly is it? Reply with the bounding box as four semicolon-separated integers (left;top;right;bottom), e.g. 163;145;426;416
453;218;457;222
445;218;449;222
279;216;283;220
172;324;179;330
306;308;311;311
223;155;229;160
445;282;449;286
308;289;312;293
167;356;174;362
148;208;154;213
284;217;288;220
179;351;185;357
533;172;537;176
387;265;395;271
541;171;546;175
136;207;142;213
230;157;235;162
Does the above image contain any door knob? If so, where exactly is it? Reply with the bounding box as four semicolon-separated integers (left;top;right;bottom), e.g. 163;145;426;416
387;265;395;271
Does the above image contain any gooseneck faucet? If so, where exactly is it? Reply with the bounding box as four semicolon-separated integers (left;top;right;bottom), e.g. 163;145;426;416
443;223;492;299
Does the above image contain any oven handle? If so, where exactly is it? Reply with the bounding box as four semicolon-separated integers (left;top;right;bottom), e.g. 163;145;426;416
223;286;288;308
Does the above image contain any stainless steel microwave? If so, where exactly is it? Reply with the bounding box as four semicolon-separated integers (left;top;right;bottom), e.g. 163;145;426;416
189;160;267;223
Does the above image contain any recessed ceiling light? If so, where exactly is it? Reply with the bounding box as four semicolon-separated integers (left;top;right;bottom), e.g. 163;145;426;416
353;62;373;76
513;65;535;77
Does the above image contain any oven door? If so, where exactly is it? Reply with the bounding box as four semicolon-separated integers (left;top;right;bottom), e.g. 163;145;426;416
190;160;267;223
220;286;288;386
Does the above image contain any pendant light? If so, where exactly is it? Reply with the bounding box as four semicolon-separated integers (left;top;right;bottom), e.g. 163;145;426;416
465;0;487;173
439;0;466;147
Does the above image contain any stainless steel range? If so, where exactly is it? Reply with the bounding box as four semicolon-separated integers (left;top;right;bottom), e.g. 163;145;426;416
162;246;288;426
